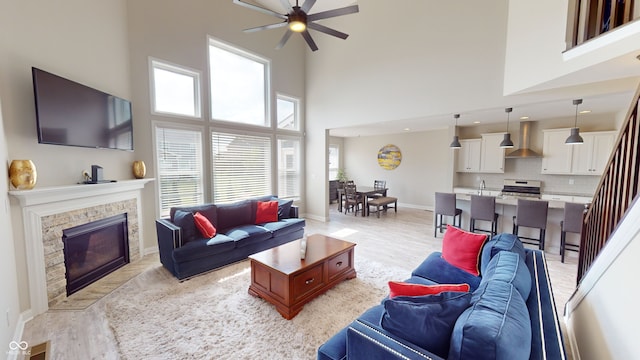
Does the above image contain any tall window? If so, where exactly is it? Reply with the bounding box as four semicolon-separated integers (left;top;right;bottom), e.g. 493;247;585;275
329;144;340;180
277;137;301;199
155;126;204;216
209;38;270;126
212;131;271;203
150;59;201;118
277;94;300;131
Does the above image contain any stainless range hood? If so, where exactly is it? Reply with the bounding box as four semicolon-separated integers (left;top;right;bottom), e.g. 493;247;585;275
505;121;542;158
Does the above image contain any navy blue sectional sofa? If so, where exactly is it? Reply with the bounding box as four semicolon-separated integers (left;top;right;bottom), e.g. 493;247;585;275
156;195;305;280
318;233;567;360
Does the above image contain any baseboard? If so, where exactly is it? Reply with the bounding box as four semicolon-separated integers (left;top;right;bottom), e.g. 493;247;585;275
142;246;159;256
564;314;582;360
7;310;32;360
303;213;329;222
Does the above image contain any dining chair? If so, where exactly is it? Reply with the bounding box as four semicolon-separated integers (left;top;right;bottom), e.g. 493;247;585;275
560;202;584;263
512;199;549;250
434;192;462;237
369;180;387;200
344;184;363;216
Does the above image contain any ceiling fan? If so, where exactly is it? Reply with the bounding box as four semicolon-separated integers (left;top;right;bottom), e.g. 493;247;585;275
233;0;359;51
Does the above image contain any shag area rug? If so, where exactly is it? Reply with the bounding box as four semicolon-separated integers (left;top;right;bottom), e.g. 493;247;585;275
104;258;409;359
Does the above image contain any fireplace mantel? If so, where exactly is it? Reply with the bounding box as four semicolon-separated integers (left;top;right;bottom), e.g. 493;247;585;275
9;178;154;206
9;178;154;317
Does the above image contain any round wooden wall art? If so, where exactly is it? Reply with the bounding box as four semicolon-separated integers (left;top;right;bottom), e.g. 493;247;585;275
377;144;402;170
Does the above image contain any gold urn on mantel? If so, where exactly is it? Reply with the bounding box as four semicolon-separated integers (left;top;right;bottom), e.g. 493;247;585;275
132;160;146;179
9;160;38;190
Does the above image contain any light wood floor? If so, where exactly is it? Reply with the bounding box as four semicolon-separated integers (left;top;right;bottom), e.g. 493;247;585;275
22;204;578;359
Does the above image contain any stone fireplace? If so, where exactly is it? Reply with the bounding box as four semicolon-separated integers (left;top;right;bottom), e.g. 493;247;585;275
9;179;152;316
62;213;130;296
43;203;138;306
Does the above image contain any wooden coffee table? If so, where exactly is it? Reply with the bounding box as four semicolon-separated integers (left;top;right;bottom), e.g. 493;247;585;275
248;234;356;320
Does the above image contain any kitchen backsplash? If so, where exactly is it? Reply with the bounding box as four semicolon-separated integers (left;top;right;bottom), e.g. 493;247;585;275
455;157;599;196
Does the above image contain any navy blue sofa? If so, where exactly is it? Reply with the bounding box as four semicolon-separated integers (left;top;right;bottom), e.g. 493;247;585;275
156;195;305;280
317;233;567;360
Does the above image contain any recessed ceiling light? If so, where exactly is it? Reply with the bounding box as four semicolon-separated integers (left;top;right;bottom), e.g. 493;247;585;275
473;121;481;124
579;110;591;114
520;116;529;120
403;128;411;131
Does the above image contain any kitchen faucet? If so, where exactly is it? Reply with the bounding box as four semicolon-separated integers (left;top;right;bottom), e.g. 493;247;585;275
478;180;486;195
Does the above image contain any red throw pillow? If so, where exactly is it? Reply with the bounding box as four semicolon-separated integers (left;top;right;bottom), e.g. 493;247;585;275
441;225;488;276
194;211;216;238
255;201;278;224
388;281;470;299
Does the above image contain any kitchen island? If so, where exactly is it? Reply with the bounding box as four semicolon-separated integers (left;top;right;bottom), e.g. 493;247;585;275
453;187;590;257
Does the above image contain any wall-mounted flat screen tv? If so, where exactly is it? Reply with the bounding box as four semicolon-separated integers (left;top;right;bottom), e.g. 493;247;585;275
32;67;134;151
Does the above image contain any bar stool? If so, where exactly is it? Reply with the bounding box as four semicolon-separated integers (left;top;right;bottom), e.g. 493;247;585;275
434;192;462;237
512;199;549;250
560;202;585;263
470;195;499;237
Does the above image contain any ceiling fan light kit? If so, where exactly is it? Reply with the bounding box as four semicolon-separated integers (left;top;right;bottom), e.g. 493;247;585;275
233;0;359;51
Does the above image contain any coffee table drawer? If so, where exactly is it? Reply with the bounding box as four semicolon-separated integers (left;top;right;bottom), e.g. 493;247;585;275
328;250;352;279
293;263;325;301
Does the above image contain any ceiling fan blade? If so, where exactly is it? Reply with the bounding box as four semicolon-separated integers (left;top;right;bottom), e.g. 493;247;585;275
300;0;317;13
276;30;293;49
233;0;287;20
307;22;348;39
301;30;319;51
244;21;288;33
307;5;359;21
279;0;293;12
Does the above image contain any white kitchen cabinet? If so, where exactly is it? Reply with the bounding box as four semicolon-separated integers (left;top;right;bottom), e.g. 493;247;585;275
480;133;505;173
456;139;481;172
541;129;573;174
571;131;616;175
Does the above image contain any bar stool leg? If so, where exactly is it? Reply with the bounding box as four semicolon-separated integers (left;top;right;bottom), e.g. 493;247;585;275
560;230;566;263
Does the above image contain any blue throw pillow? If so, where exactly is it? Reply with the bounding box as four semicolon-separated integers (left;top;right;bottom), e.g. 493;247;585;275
272;197;293;220
480;251;531;301
480;233;526;275
381;291;471;358
449;281;531;360
411;252;481;291
173;210;197;245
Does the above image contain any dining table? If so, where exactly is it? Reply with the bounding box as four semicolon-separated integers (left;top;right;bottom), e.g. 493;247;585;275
337;185;388;216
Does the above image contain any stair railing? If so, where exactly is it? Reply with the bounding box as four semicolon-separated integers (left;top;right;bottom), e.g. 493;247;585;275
578;83;640;283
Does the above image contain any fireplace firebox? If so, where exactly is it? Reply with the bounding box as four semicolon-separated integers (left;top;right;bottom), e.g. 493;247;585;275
62;213;130;296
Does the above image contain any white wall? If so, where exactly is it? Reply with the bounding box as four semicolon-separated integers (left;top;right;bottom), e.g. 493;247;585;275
0;98;22;356
305;0;510;219
565;197;640;359
343;129;452;210
0;0;133;317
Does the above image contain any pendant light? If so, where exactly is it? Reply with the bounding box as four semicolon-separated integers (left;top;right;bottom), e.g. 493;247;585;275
450;113;462;149
566;99;584;145
499;107;514;148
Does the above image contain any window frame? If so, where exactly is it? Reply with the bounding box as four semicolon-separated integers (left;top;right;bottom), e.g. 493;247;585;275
149;57;202;119
276;93;301;131
208;36;272;128
153;121;206;217
210;128;273;204
277;135;302;201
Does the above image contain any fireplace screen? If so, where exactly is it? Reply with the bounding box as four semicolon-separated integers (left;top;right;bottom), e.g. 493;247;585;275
62;213;130;296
